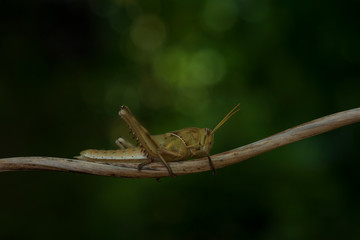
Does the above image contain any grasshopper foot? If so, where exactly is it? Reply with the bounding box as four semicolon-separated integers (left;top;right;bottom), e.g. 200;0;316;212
137;159;152;170
137;159;176;178
168;170;177;178
207;155;217;175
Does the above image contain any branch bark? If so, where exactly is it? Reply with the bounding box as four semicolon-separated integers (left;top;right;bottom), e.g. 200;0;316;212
1;108;359;178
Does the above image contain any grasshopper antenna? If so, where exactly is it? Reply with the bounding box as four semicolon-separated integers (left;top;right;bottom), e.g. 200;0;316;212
212;103;240;134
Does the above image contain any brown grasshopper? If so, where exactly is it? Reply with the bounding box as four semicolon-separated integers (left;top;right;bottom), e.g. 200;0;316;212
77;104;240;177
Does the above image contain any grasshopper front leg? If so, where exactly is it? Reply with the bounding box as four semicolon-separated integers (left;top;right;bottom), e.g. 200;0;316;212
119;106;177;177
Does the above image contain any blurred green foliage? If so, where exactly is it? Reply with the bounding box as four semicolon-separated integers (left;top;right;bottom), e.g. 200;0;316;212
0;0;359;239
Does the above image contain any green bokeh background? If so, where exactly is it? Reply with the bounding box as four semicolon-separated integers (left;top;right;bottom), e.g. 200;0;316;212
1;0;359;239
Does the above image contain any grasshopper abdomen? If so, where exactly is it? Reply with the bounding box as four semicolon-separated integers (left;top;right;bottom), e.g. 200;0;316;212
76;148;146;161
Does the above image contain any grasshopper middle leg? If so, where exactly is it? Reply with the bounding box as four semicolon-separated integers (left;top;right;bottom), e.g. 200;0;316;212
115;137;135;149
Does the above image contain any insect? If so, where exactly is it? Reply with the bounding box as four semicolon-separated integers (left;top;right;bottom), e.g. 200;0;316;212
76;104;240;177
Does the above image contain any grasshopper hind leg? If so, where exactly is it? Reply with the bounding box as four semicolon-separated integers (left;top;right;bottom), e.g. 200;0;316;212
137;156;176;178
157;154;176;177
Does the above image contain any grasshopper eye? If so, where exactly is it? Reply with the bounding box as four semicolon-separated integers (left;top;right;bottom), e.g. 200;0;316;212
206;128;212;135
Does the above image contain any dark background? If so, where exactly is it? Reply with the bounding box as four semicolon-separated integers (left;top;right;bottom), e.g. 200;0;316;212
1;0;359;239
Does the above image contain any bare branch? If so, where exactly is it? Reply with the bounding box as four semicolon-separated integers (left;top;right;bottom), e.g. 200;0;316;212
1;108;359;178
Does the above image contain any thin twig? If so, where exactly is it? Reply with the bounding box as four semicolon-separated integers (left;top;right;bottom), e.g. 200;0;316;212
1;108;359;178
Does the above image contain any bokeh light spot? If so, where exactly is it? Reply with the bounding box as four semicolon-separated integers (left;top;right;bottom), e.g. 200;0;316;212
153;47;226;88
153;47;188;85
186;49;226;86
130;15;166;52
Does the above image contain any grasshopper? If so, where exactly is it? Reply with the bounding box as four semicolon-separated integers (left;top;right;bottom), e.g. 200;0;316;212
76;104;240;177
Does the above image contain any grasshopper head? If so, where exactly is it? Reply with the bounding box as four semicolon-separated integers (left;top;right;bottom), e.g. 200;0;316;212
198;104;239;175
199;128;214;153
199;103;240;153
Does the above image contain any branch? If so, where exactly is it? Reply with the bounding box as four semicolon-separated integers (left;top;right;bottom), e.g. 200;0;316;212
1;108;359;178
